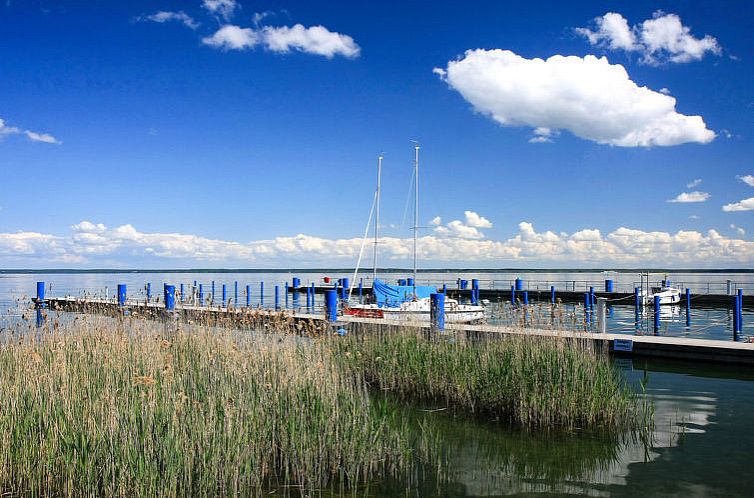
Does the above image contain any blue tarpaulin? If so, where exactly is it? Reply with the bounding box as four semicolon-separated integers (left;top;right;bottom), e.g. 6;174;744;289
372;279;437;307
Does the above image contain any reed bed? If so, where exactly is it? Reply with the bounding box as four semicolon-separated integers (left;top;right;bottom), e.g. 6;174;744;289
0;312;649;496
0;316;410;497
337;324;641;430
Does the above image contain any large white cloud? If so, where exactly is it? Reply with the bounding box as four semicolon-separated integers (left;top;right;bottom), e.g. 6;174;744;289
203;23;360;58
577;11;721;64
0;220;751;267
436;50;714;147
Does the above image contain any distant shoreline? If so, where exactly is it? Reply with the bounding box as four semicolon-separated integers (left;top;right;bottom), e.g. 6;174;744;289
1;268;752;274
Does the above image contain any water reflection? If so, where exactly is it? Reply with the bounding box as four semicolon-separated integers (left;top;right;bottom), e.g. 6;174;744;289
374;357;751;497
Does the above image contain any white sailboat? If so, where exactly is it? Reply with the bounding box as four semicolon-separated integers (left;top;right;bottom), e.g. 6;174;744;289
345;145;485;324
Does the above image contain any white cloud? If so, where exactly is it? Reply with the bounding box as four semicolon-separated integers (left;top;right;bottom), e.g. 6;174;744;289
689;215;700;220
136;11;200;29
668;191;710;203
2;221;754;266
529;127;559;144
433;211;492;239
438;50;715;147
0;117;60;144
202;25;258;50
429;216;442;226
464;211;492;228
202;0;238;21
24;130;61;144
203;23;360;58
575;12;637;51
723;198;754;212
730;224;746;236
686;178;702;188
577;11;721;65
737;175;754;187
261;24;360;58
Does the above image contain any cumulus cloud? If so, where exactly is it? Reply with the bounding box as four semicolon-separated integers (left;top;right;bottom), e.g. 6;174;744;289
0;117;60;144
429;216;442;226
577;11;721;64
433;211;492;239
1;220;753;266
464;211;492;228
575;12;637;51
203;23;360;58
202;0;238;20
737;175;754;187
437;50;715;147
722;198;754;212
668;191;710;203
135;11;200;29
202;24;258;50
687;178;702;188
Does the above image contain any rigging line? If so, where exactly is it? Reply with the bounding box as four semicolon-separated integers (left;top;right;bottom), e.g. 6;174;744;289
399;166;415;230
349;189;378;301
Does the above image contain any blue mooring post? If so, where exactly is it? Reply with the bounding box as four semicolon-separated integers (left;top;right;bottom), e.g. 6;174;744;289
222;284;227;307
311;283;316;309
325;289;337;322
292;277;301;289
260;281;264;307
199;284;204;306
275;285;280;310
511;285;516;305
589;287;595;310
430;293;445;331
359;279;363;299
306;286;311;308
605;279;614;292
164;285;175;311
285;283;289;308
407;277;414;286
733;294;740;334
36;281;46;307
523;291;529;305
211;281;215;305
341;278;349;300
737;289;744;333
180;283;184;303
146;282;151;303
118;284;127;307
551;285;556;304
443;283;447;294
654;296;661;333
234;281;238;306
246;285;251;307
515;278;523;291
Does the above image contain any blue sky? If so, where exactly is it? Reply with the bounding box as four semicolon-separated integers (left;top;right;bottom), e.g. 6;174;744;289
0;0;752;268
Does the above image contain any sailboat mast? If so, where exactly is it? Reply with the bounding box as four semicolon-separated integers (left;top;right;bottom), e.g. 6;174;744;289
373;154;382;281
413;143;420;286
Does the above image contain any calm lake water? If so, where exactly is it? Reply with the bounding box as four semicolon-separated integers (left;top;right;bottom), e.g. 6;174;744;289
372;357;754;497
1;269;752;341
1;270;753;496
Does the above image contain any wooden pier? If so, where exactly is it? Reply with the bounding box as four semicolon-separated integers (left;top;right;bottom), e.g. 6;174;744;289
40;296;754;366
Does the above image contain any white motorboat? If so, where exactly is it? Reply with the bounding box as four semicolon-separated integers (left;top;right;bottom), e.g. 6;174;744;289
639;274;682;305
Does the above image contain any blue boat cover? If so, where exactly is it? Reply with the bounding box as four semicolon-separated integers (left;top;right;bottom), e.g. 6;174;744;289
372;279;437;308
